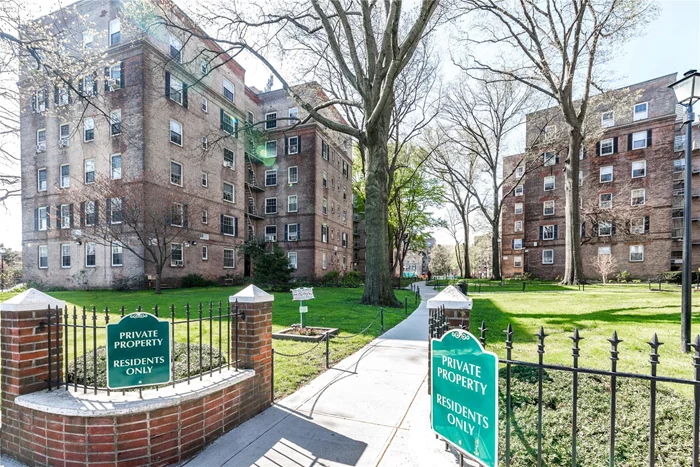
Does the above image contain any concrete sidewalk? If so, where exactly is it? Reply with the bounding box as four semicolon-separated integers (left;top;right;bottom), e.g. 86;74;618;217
185;283;462;467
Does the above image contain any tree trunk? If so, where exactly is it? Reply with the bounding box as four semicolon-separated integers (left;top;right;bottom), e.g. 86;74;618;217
491;224;501;280
155;267;162;295
561;129;585;285
362;122;399;306
454;244;464;278
463;225;471;278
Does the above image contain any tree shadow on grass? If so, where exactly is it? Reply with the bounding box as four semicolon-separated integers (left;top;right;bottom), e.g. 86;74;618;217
468;297;534;345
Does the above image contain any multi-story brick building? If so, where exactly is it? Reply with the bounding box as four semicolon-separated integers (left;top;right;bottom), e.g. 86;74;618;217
502;73;700;280
19;0;352;288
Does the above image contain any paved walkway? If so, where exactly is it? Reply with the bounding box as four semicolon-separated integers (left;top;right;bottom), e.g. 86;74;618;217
185;283;463;467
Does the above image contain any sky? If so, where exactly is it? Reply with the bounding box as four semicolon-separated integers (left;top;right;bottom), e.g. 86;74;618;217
0;0;699;251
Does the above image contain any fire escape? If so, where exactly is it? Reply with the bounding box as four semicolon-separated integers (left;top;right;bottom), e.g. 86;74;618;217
244;152;265;239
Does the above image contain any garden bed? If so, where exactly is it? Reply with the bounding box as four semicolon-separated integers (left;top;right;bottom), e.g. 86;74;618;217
272;326;339;342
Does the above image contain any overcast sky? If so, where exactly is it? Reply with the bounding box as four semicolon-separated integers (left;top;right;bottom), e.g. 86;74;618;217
0;0;698;251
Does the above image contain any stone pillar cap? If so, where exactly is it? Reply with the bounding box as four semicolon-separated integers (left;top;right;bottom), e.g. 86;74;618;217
0;288;66;312
427;285;473;310
230;284;274;304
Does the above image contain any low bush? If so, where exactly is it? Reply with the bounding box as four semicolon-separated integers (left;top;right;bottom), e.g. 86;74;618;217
112;275;144;291
181;273;218;288
320;271;341;286
341;271;363;288
615;270;631;283
222;273;245;286
663;270;700;284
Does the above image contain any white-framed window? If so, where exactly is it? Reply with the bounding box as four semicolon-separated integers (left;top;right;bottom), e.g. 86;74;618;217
513;255;522;268
288;166;299;184
542;225;556;240
81;74;96;97
200;59;208;76
543;200;554;216
111;241;123;267
85;243;96;268
38;245;48;269
223;182;235;203
201;136;208;150
34;89;48;113
288;136;299;154
266;141;277;158
598;221;612;236
202;210;208;224
632;160;647;178
514;185;524;196
265;225;277;242
514;203;523;214
265;169;277;186
544;125;556;140
288;195;298;213
600;166;613;183
170;203;184;227
169;75;183;105
61;244;71;268
322;253;327;270
201;98;208;113
107;63;122;90
633;102;648;121
289;107;298;123
631;217;646;235
111;154;122;180
110;198;123;224
170;161;183;186
287;223;299;241
321;141;330;160
170;120;182;145
265;112;277;130
515;166;525;178
82;31;93;48
169;34;182;63
171;243;183;266
202;246;208;261
674;158;686;172
322;171;327;188
59;123;70;147
599;193;613;209
60;204;70;229
631;188;646;206
109;18;120;47
629;245;644;262
110;110;121;136
598;246;611;256
221;214;235;236
38;206;48;231
37;168;47;192
85;201;96;226
600;138;614;156
322;198;327;215
224;148;235;168
342;232;348;248
223;78;234;102
201;172;208;187
601;111;615;128
265;197;277;214
632;131;648;149
513;239;523;250
224;248;235;268
543;175;555;191
81;118;94;142
60;164;70;188
288;252;298;269
514;221;523;232
35;128;46;153
321;225;328;243
542;249;554;265
543;152;556;166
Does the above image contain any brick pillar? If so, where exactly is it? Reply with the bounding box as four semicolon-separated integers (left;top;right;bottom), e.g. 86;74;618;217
230;285;273;417
0;289;65;461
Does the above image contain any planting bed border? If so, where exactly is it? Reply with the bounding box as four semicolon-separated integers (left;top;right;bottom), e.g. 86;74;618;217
272;327;339;342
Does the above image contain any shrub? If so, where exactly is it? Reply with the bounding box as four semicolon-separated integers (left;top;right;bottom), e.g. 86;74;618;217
321;271;341;286
222;273;245;286
341;271;363;288
663;271;700;284
181;273;218;288
112;275;144;291
615;270;631;283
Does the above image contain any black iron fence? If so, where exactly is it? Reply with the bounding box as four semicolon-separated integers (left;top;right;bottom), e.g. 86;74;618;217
45;301;245;395
428;305;700;466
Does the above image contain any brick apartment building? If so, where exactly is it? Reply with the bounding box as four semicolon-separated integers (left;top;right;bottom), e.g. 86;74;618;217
502;73;700;280
19;0;352;288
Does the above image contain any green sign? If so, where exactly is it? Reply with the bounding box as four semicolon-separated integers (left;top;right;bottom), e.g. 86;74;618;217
431;329;498;467
106;312;171;390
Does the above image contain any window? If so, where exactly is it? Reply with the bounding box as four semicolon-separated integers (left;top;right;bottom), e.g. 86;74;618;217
111;154;122;180
598;246;611;256
110;198;123;224
201;59;208;76
59;124;70;147
600;166;613;183
171;243;183;266
170;161;183;186
322;198;327;215
223;78;234;102
265;112;277;130
107;63;122;91
221;110;237;136
38;206;48;231
631;188;646;206
224;248;235;268
60;204;71;229
599;193;613;209
514;185;524;196
514;256;522;268
289;166;299;184
60;164;70;188
111;242;123;266
109;18;120;47
288;252;298;269
201;98;208;113
60;244;71;268
515;166;524;178
169;34;182;63
223;182;234;203
266;141;277;158
85;201;96;226
322;253;327;270
224;148;235;168
202;210;208;224
633;102;648;121
202;246;208;261
543;200;554;216
542;225;556;240
288;136;299;154
602;111;615;127
343;186;347;201
222;214;235;236
543;152;556;166
265;169;277;186
513;239;523;250
169;75;183;104
201;173;208;187
265;198;277;214
632;160;647;178
82;31;93;48
514;221;523;232
38;245;48;269
599;222;612;236
288;195;298;213
630;245;644;262
170;204;183;227
289;107;298;123
542;250;554;265
82;74;96;97
37;168;47;192
342;232;348;248
287;224;299;241
544;125;556;141
321;141;329;160
322;172;327;188
600;138;614;156
170;120;182;145
33;88;48;113
675;159;685;172
265;225;277;242
544;176;555;191
632;131;648;149
201;136;208;150
36;129;46;152
321;225;328;243
631;217;646;235
83;118;95;142
514;203;523;214
86;243;96;267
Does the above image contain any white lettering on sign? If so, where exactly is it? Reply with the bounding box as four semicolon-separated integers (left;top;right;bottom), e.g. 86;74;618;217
113;329;163;349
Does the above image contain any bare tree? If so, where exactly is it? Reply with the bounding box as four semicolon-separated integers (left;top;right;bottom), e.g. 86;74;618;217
445;206;466;277
591;253;617;284
458;0;658;284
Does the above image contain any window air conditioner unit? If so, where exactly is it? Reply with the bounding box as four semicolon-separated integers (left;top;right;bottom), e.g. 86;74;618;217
59;138;69;148
36;143;46;153
223;161;233;168
174;260;183;267
107;79;119;91
199;233;209;240
672;259;683;264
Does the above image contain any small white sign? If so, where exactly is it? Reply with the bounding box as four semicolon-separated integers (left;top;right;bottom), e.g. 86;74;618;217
299;306;308;314
292;287;315;301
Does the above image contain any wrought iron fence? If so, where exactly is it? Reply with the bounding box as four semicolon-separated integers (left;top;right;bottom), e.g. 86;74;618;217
428;305;700;466
44;301;245;395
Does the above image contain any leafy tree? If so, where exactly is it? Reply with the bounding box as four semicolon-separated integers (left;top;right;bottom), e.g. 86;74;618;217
429;245;454;276
238;237;294;291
